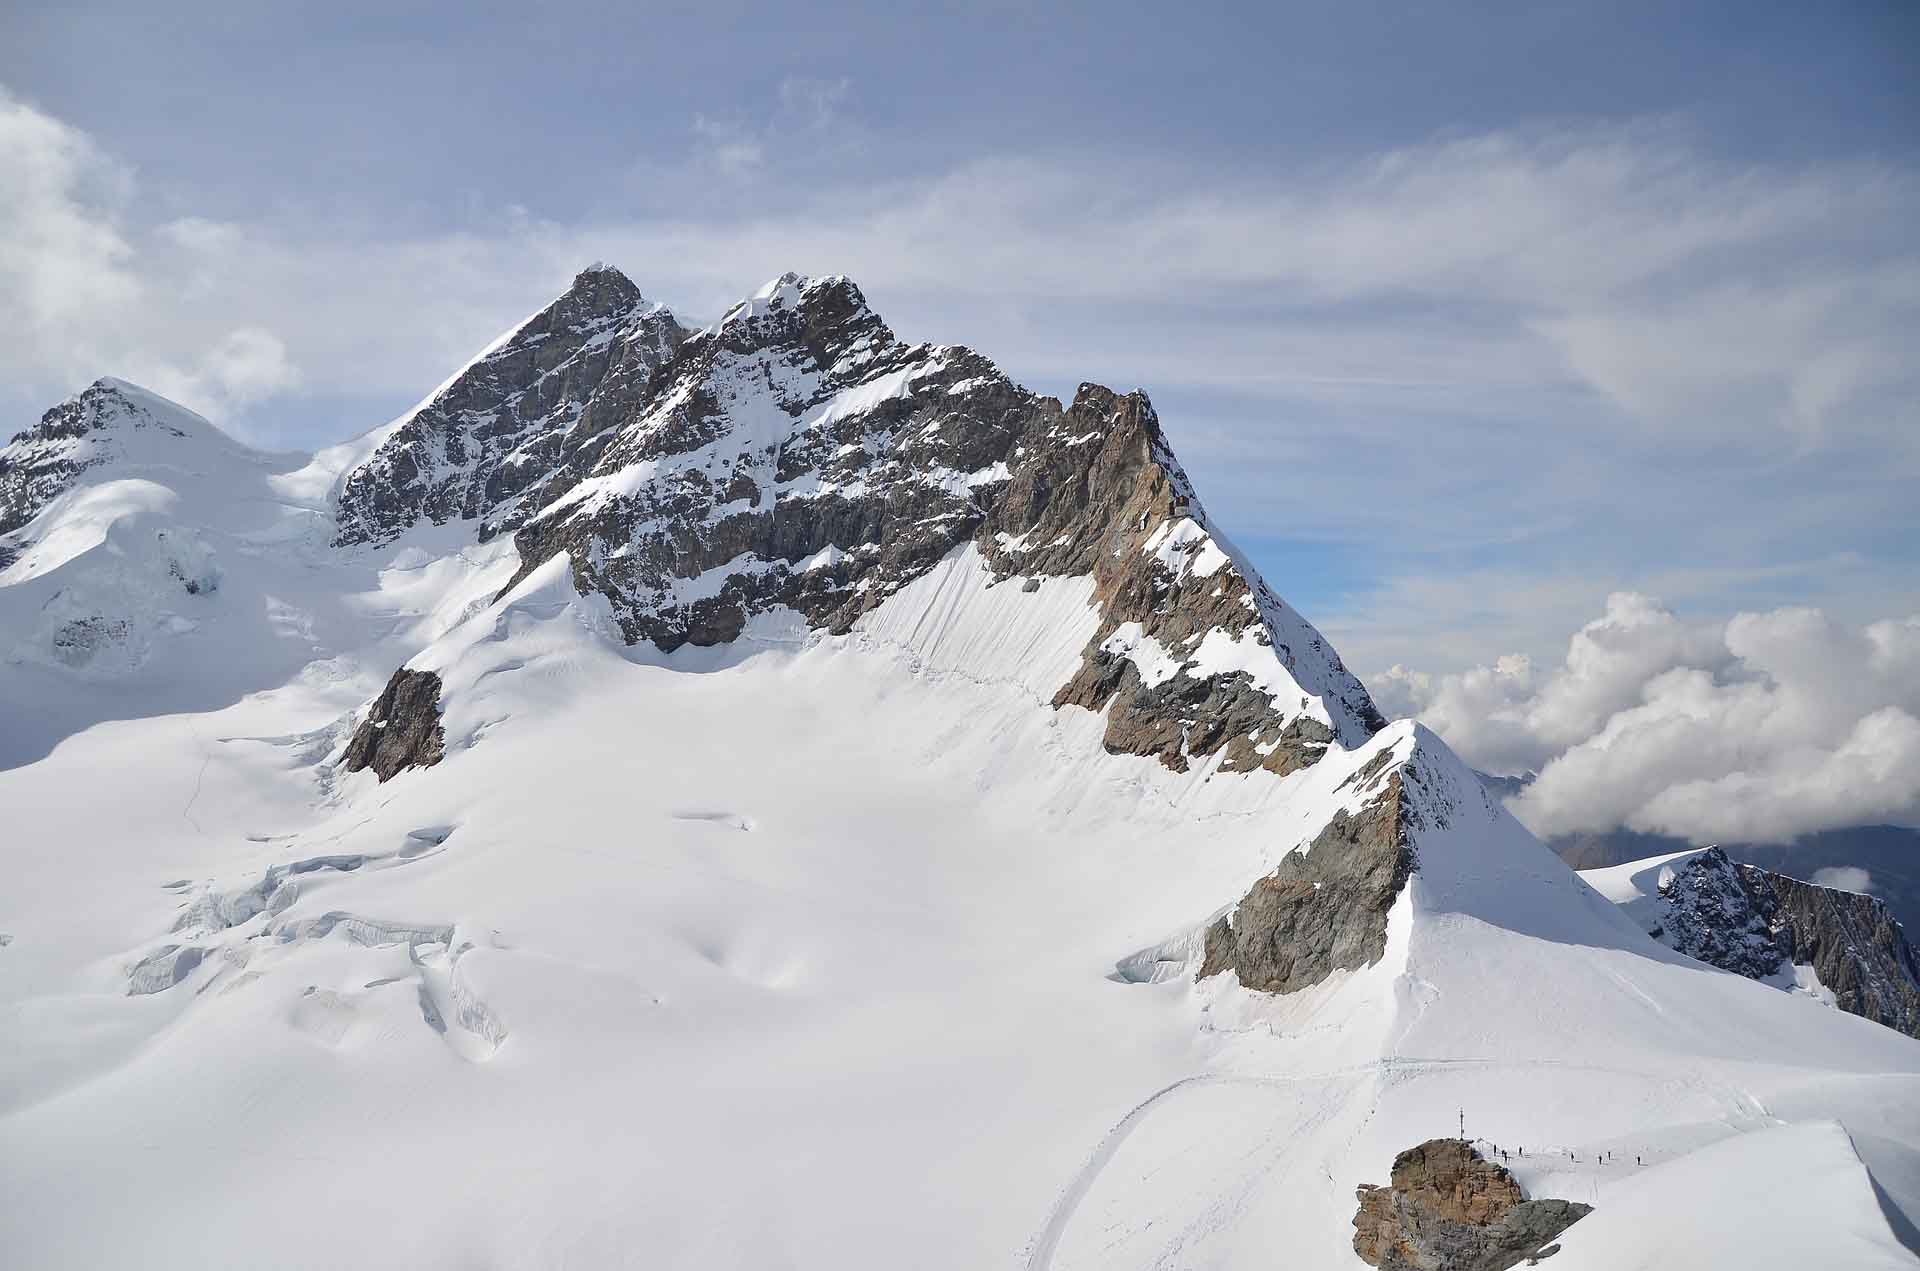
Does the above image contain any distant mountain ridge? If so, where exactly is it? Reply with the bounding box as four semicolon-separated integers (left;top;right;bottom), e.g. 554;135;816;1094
1554;823;1920;933
1582;846;1920;1038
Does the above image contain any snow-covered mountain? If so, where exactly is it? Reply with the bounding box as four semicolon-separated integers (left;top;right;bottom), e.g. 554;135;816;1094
1583;847;1920;1038
0;377;512;770
2;267;1917;1270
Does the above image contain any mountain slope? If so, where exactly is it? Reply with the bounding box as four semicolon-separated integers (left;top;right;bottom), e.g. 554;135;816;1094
1;268;1916;1271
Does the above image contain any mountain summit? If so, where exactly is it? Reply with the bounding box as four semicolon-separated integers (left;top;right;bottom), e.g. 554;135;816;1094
2;268;1916;1270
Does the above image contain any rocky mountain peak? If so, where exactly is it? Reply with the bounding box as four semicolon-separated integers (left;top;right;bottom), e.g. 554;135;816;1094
552;261;647;323
327;263;1385;797
7;377;218;454
721;270;858;323
705;272;896;377
467;268;1377;766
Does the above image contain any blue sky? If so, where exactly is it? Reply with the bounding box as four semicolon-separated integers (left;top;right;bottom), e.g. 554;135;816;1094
3;1;1916;683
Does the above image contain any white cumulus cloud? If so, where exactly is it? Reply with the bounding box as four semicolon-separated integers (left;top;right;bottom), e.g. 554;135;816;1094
1377;596;1920;845
0;88;301;436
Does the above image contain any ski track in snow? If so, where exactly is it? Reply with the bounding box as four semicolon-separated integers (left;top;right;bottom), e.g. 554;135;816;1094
179;725;211;835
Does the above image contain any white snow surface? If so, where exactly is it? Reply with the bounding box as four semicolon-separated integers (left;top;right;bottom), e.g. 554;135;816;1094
2;380;1918;1270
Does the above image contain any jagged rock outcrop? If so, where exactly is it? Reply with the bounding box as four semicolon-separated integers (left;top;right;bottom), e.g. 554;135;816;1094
1552;823;1920;936
334;264;687;546
1198;757;1415;992
1633;847;1920;1038
978;384;1382;775
1352;1139;1591;1271
342;668;446;781
1197;736;1467;994
501;272;1044;651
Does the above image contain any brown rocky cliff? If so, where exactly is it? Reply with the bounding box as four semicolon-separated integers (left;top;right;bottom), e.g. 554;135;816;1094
1198;760;1415;993
979;383;1379;777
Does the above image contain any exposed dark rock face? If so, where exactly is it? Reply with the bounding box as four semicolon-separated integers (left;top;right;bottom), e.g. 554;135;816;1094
1199;769;1415;993
342;668;447;781
502;272;1048;651
0;378;192;549
1197;739;1464;995
334;264;688;547
1638;847;1920;1038
1353;1139;1591;1271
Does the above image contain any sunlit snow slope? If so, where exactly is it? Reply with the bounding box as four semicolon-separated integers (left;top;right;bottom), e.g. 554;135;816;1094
2;273;1916;1271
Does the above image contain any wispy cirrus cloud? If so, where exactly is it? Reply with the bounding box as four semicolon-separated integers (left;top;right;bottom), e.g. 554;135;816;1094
9;79;1915;450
